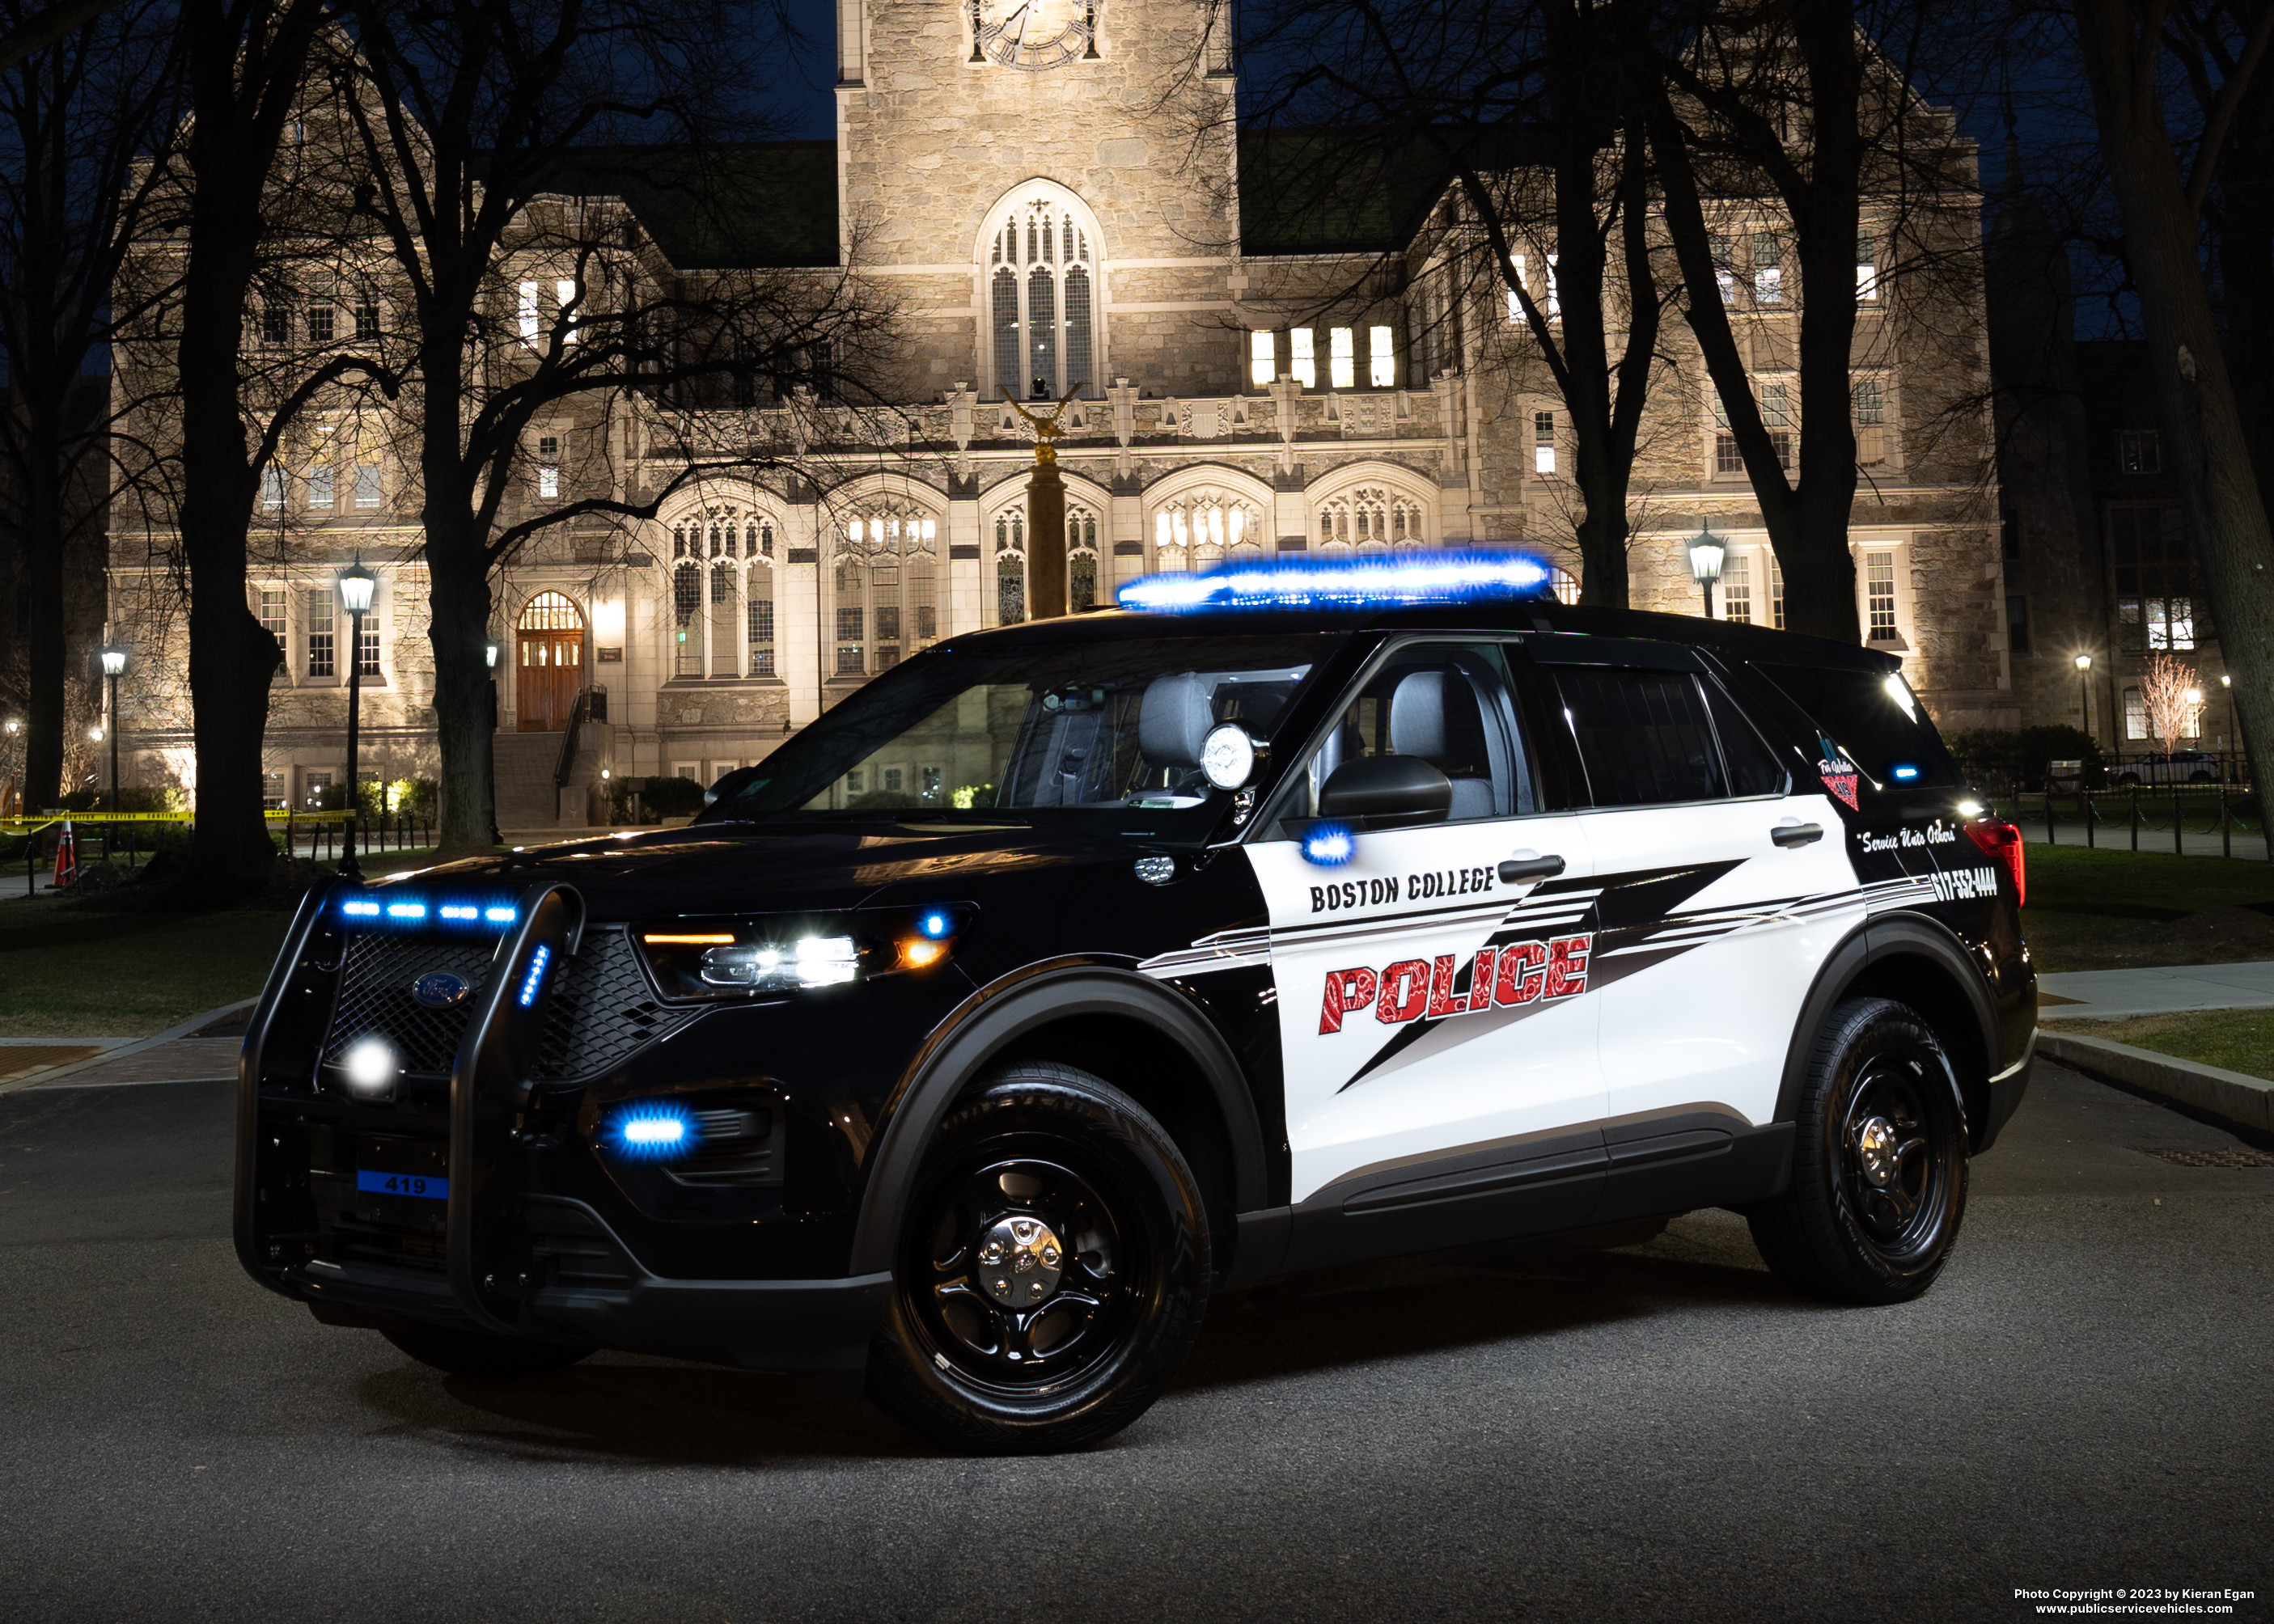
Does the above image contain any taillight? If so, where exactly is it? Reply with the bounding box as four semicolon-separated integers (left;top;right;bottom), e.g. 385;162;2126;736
1963;819;2026;908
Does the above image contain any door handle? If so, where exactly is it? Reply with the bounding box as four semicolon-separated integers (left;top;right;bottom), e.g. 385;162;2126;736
1771;823;1824;848
1497;853;1566;882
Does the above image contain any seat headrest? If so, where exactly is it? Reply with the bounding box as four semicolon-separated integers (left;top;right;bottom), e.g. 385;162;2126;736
1140;673;1213;768
1389;670;1449;760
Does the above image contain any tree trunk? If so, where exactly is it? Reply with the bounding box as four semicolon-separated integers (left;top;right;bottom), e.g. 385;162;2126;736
20;441;65;811
2075;0;2274;800
424;507;498;856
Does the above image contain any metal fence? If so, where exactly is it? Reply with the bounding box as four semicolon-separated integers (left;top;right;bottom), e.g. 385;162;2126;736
2018;782;2272;860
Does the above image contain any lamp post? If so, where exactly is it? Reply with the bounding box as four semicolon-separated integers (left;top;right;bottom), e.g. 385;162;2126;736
485;638;502;847
1687;521;1727;619
336;558;377;878
2221;674;2235;777
3;717;19;818
2074;653;2094;741
99;642;128;817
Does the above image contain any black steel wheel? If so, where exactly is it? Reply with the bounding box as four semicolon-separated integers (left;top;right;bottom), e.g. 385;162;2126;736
866;1064;1209;1453
379;1319;595;1377
1748;996;1969;1305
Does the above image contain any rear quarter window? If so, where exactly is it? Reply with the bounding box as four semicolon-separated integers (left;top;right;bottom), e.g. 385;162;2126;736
1754;663;1962;790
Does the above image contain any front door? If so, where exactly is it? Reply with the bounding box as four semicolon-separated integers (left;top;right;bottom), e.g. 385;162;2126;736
1252;638;1607;1237
516;592;585;732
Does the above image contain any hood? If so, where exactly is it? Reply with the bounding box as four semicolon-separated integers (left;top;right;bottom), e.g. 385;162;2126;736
372;820;1139;922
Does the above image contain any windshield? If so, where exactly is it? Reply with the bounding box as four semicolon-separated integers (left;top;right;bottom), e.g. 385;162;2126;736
708;632;1343;834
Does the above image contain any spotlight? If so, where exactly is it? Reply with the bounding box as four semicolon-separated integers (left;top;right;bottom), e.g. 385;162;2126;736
342;1038;397;1094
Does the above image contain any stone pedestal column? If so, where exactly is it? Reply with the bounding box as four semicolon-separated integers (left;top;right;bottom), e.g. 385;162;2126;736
1027;459;1067;619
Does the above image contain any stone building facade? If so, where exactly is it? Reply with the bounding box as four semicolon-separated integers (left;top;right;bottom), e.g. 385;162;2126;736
106;0;2014;822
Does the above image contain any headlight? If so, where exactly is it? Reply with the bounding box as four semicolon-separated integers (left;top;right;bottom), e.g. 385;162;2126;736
636;905;973;1001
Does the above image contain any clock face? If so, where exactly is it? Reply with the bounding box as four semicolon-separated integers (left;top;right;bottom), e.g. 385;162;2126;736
974;0;1095;70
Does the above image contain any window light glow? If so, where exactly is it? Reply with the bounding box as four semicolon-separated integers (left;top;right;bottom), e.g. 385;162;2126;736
1118;549;1552;614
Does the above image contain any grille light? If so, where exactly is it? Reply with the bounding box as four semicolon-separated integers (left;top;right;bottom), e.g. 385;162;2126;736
342;1037;397;1094
438;903;481;921
1117;549;1551;615
484;906;517;924
518;944;552;1007
337;894;519;931
341;899;381;918
386;902;427;920
919;912;951;939
601;1100;701;1161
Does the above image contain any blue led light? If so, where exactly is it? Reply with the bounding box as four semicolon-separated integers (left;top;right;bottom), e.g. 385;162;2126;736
518;943;551;1008
920;911;951;939
1892;763;1920;781
1302;822;1357;867
599;1100;701;1162
386;902;427;920
485;905;517;924
1117;549;1552;615
341;899;380;918
438;903;480;921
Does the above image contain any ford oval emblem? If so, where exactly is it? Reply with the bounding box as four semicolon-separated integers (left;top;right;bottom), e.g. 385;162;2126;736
411;971;471;1009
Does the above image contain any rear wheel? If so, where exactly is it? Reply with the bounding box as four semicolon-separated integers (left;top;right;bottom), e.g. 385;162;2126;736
866;1065;1210;1453
1749;997;1968;1305
380;1320;595;1377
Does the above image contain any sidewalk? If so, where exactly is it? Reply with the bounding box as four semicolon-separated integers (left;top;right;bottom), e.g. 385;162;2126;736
2038;960;2274;1020
2016;814;2268;861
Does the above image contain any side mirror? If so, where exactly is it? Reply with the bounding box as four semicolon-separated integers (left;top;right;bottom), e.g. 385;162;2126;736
1315;755;1451;829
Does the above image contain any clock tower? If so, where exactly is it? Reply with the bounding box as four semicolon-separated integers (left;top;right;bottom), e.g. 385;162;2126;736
834;0;1242;403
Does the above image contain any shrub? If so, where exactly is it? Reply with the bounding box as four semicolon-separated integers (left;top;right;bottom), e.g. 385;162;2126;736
1946;725;2105;795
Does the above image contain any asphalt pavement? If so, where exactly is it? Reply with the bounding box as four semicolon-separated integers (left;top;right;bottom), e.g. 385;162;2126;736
2;1063;2268;1623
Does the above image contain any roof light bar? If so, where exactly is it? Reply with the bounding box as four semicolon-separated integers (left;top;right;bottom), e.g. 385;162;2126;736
1116;549;1552;615
336;894;519;931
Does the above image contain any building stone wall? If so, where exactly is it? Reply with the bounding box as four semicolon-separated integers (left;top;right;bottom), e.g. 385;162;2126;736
105;0;2015;816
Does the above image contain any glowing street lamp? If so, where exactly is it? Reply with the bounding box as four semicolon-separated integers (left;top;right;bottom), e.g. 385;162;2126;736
2074;653;2094;738
1687;520;1727;619
99;641;129;817
336;558;377;878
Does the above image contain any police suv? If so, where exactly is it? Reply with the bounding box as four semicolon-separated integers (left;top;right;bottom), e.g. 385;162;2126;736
235;555;2037;1453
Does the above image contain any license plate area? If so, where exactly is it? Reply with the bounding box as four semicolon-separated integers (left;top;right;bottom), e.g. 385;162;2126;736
358;1136;449;1203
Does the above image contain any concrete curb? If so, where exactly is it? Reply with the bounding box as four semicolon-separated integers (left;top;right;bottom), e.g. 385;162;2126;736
2037;1029;2274;1137
0;995;258;1097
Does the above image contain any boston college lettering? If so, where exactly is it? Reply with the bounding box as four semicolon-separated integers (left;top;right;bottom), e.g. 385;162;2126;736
1316;936;1594;1034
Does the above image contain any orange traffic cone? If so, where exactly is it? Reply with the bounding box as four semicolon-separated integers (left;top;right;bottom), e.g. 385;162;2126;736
51;820;76;890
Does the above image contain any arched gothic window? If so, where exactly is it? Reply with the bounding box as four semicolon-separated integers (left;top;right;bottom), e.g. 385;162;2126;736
832;505;939;675
1150;490;1263;573
989;193;1098;400
1315;486;1425;552
991;499;1100;623
667;508;779;678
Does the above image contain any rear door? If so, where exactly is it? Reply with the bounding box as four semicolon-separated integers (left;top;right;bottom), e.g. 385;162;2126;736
1520;638;1857;1172
1248;637;1607;1224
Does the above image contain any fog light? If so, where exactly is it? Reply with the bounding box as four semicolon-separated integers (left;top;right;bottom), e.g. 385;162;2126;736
342;1038;396;1093
602;1101;700;1161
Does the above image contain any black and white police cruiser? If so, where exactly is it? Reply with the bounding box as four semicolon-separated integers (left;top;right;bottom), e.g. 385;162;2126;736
235;552;2036;1453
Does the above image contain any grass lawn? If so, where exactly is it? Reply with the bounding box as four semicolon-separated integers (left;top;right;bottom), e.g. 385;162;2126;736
2063;1009;2274;1083
2022;844;2274;973
0;848;454;1039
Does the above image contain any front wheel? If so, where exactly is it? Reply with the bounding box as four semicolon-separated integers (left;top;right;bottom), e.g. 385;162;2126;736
866;1065;1210;1453
1748;997;1969;1305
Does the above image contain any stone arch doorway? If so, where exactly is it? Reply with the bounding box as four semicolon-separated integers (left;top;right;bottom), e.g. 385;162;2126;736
516;591;585;731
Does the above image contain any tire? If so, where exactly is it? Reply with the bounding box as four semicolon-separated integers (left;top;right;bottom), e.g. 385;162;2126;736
379;1319;595;1377
1748;997;1969;1305
866;1064;1211;1453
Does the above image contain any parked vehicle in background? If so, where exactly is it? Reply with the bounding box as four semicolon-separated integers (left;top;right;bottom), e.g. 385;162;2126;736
2112;751;2223;787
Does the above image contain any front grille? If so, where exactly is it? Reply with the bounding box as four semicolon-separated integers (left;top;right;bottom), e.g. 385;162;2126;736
323;935;500;1075
320;925;696;1084
533;928;697;1081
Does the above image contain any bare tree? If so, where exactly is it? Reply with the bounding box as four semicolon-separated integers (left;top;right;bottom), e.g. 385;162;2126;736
2138;649;2200;755
0;0;181;810
321;0;891;853
1645;0;1989;641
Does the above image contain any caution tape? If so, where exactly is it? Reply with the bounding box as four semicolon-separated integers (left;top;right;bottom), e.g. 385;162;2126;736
2;809;366;835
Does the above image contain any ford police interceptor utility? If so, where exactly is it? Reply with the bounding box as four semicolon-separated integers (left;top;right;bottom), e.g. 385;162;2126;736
234;552;2036;1453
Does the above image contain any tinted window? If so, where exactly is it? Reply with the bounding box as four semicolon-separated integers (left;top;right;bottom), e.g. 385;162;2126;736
1556;667;1724;806
1293;641;1531;822
1755;664;1961;789
1703;678;1790;797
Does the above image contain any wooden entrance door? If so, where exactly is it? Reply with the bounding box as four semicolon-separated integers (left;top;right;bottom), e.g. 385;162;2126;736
516;591;586;732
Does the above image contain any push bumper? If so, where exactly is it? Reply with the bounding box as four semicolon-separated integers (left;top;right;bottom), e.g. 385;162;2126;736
235;879;891;1373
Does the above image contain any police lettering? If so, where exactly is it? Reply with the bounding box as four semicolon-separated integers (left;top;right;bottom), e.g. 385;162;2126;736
1316;934;1593;1033
1404;866;1496;902
1309;876;1403;913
